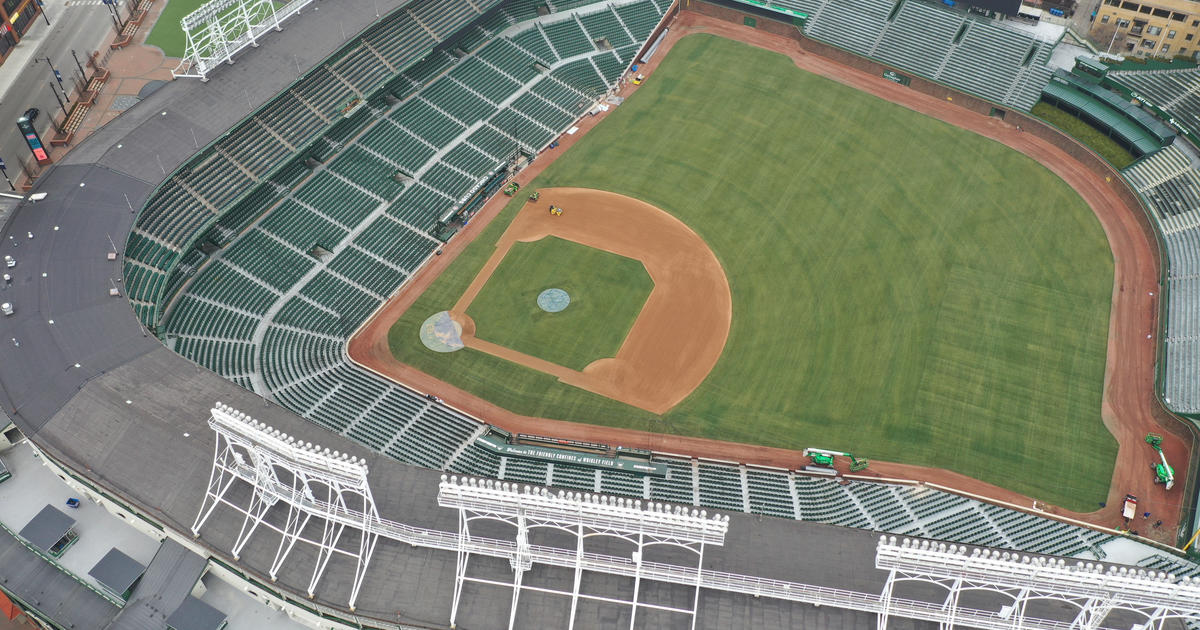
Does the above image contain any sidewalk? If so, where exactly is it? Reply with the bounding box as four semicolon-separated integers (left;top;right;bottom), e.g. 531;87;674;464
25;0;174;186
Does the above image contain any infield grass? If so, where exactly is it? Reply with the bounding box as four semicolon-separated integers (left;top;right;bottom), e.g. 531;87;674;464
389;34;1117;510
466;237;653;371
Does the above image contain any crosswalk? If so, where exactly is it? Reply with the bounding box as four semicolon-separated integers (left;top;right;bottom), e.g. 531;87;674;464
64;0;123;6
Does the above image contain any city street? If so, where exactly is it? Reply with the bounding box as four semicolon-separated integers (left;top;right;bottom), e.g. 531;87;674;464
0;0;127;186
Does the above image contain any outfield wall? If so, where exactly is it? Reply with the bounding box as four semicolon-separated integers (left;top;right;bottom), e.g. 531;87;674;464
690;0;1200;543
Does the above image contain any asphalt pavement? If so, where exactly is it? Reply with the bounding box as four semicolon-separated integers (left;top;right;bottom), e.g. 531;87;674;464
0;0;126;184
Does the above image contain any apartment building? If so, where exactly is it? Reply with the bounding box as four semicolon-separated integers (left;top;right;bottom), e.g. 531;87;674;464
1091;0;1200;57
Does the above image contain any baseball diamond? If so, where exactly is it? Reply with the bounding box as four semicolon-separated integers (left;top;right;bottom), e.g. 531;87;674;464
3;0;1200;626
375;34;1117;510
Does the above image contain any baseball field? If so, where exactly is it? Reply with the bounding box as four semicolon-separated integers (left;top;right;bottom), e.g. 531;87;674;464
384;33;1118;511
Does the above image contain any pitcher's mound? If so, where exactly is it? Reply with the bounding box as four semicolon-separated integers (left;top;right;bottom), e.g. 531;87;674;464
537;288;571;313
419;311;464;352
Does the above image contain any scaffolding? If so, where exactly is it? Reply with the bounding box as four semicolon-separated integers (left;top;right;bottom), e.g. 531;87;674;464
172;0;313;81
876;536;1200;630
438;475;729;630
191;403;379;609
191;404;1200;629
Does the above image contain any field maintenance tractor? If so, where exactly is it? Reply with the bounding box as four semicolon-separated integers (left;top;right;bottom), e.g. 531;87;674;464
803;448;869;472
1145;434;1175;490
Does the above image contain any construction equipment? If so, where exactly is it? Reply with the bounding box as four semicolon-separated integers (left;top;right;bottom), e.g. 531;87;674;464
1145;433;1175;490
803;448;869;472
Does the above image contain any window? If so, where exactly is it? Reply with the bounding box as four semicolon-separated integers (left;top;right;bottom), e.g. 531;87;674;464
1193;19;1199;26
1148;25;1163;35
1182;48;1189;54
1169;29;1177;37
1102;14;1111;22
1162;44;1171;52
1143;38;1156;47
1187;33;1194;40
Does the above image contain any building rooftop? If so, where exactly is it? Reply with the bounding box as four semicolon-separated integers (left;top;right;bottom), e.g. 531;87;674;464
166;597;227;630
18;505;75;555
88;548;146;598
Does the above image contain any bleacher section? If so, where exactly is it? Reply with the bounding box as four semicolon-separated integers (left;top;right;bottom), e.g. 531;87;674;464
1123;144;1200;412
739;0;1060;111
1112;68;1200;137
156;0;659;463
124;0;502;329
131;0;1136;563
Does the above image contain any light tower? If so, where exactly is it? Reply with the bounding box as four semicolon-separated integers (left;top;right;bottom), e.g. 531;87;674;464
438;475;730;630
191;403;379;609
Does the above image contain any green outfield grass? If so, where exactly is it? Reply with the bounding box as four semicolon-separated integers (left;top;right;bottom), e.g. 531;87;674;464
146;0;274;57
388;33;1117;510
466;236;653;371
145;0;208;57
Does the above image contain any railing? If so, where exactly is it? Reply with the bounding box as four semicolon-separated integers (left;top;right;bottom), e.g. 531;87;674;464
210;462;1176;630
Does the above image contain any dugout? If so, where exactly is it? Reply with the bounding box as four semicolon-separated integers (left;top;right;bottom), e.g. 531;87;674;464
1040;70;1174;157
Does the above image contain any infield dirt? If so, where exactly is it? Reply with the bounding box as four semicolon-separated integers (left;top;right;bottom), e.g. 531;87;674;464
349;10;1193;541
449;188;731;413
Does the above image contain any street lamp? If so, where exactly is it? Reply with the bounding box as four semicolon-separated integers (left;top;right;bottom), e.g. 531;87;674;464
36;0;50;26
70;50;87;82
102;0;126;31
0;157;15;192
37;57;69;104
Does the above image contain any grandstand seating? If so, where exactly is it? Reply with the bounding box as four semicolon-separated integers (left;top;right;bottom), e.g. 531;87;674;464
1122;143;1200;412
131;0;1134;563
1112;68;1200;136
773;0;1059;112
124;0;502;327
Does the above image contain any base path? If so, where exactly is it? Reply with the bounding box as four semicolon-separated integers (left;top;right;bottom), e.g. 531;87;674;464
350;11;1193;542
449;188;731;414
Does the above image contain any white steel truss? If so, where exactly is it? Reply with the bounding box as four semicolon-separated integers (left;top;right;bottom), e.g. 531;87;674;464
876;536;1200;630
191;403;380;609
193;404;1200;629
437;475;729;630
172;0;314;81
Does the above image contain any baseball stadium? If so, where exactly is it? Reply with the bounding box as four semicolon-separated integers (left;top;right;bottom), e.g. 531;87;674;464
2;0;1200;626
